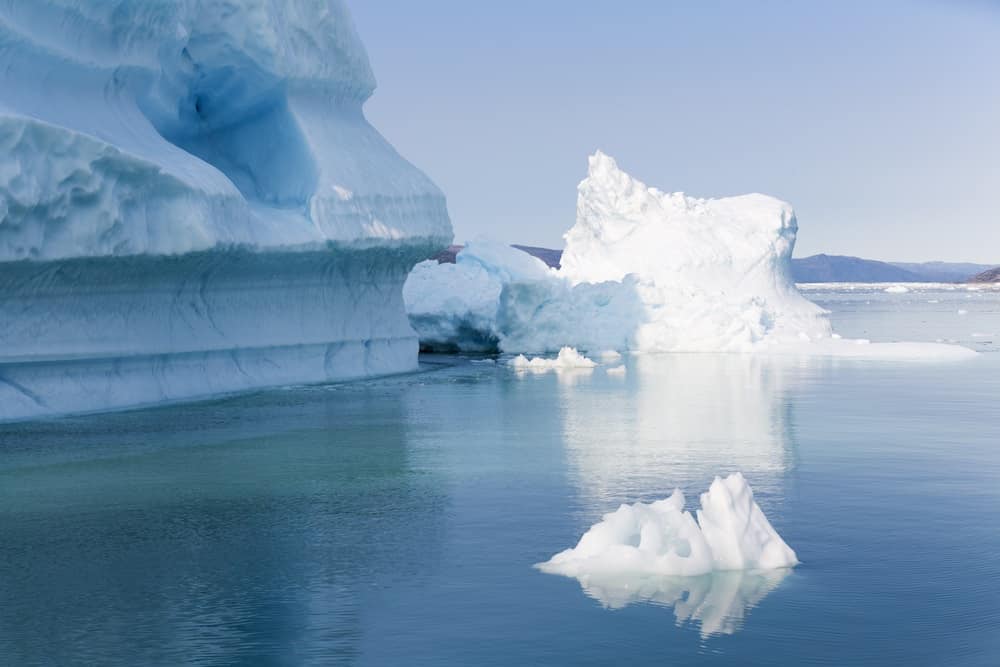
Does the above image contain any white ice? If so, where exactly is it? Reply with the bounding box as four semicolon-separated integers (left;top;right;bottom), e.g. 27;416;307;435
404;153;977;361
508;347;597;372
537;472;798;580
404;239;553;351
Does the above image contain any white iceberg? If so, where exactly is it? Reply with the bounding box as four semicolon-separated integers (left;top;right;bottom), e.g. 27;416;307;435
0;1;452;421
405;153;976;361
537;473;797;579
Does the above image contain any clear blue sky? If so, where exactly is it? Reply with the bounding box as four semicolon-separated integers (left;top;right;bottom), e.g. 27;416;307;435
350;1;999;263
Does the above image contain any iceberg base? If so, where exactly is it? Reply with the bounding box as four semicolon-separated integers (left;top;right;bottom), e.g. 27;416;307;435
0;247;426;421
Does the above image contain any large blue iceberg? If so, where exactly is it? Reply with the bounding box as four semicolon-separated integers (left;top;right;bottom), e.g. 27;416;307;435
0;1;452;420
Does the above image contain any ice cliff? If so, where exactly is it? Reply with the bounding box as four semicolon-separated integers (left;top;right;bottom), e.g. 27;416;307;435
405;153;975;360
0;1;452;420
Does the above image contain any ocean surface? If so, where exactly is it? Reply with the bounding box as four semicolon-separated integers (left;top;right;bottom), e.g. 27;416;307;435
1;285;999;665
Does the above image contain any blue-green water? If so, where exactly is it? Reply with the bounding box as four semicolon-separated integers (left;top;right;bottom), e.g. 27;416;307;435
1;288;999;665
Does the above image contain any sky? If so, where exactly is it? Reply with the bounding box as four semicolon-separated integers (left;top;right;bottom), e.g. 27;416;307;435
350;0;1000;263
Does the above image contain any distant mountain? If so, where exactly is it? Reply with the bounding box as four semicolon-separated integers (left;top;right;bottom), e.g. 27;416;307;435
430;244;463;264
970;267;1000;283
511;245;562;269
793;255;995;282
885;261;995;283
430;246;992;283
791;254;921;283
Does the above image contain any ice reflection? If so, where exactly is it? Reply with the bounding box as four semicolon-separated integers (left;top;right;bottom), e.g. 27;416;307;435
555;354;805;634
559;354;803;507
576;569;791;638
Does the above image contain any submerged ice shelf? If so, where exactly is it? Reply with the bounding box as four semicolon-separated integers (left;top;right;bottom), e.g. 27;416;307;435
0;1;452;420
405;154;976;361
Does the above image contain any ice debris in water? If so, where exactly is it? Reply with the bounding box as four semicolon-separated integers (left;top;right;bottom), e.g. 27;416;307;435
605;365;627;376
537;473;797;579
884;285;910;294
509;347;597;371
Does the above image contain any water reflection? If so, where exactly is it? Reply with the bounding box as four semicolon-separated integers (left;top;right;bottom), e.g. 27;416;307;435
0;386;446;665
554;354;805;633
578;569;791;638
559;354;802;506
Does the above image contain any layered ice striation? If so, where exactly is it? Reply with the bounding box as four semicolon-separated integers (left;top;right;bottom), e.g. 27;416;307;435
405;153;975;360
0;1;452;420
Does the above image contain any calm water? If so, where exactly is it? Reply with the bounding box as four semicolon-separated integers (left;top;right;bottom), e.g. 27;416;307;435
2;287;999;665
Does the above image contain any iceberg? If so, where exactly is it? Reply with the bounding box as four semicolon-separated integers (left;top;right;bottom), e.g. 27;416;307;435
537;473;798;580
404;153;976;360
0;1;452;421
403;239;553;351
537;474;797;635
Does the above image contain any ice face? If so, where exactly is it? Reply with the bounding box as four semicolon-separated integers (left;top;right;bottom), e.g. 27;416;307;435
0;0;451;260
0;1;453;420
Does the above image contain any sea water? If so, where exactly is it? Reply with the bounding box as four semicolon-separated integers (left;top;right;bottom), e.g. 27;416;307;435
1;286;998;665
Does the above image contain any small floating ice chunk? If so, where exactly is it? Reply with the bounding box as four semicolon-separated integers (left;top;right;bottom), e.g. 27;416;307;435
884;285;910;294
958;309;969;315
537;473;797;580
509;347;597;372
597;350;623;362
606;365;627;376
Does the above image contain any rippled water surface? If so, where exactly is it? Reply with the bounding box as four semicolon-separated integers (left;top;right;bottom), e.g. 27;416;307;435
2;288;999;665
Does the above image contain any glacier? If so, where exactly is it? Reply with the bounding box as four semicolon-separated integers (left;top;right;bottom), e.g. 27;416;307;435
0;1;452;421
405;153;976;361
